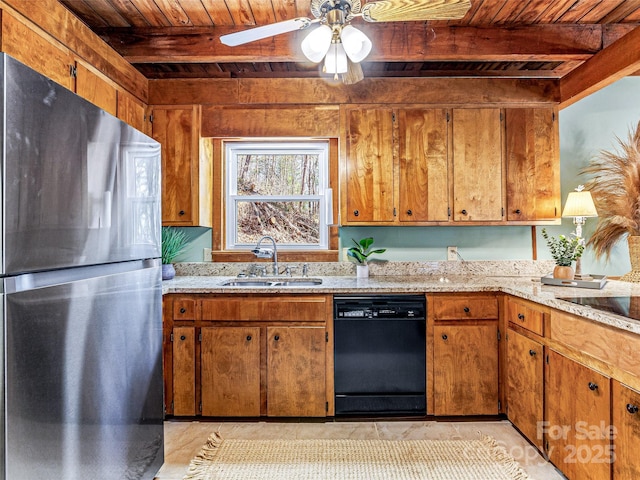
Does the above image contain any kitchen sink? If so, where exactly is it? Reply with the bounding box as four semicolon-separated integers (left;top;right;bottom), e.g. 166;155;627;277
221;278;322;287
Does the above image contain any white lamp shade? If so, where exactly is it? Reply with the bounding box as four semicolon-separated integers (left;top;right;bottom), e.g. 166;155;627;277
340;25;372;63
301;25;332;63
324;42;348;74
562;191;598;217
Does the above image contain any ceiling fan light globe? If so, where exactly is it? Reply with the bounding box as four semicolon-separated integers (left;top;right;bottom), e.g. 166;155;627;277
301;25;333;63
324;42;348;74
340;25;372;63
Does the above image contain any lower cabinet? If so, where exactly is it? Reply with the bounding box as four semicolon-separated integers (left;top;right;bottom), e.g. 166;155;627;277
506;328;544;451
172;326;197;416
546;349;611;480
612;381;640;479
433;323;499;415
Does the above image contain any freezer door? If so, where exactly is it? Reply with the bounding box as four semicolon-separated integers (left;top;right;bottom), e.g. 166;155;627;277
4;262;163;480
1;54;161;274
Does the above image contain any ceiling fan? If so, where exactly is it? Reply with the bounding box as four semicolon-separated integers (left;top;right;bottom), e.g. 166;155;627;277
220;0;472;84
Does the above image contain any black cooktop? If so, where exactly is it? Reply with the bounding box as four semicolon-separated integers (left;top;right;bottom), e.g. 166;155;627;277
557;296;640;321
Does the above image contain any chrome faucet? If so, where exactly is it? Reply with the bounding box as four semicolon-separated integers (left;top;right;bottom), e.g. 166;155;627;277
251;236;279;276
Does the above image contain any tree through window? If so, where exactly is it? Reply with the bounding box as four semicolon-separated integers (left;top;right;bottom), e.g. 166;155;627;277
225;141;330;250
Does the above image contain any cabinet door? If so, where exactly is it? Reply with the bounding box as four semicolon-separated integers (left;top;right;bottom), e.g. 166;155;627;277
546;350;611;480
398;109;449;222
451;109;503;222
152;106;199;225
506;329;544;451
117;89;147;132
75;62;117;116
433;323;499;415
172;326;196;416
267;326;326;417
505;108;560;221
612;381;640;479
344;109;395;223
201;327;261;417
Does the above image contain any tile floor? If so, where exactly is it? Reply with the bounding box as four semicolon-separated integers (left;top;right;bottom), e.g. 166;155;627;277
155;418;566;479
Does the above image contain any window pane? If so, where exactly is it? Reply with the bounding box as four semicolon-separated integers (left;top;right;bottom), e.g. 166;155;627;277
236;201;320;245
236;154;320;196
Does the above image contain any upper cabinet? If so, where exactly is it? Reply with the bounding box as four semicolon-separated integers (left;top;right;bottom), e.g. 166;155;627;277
151;105;213;227
451;108;504;222
505;108;561;222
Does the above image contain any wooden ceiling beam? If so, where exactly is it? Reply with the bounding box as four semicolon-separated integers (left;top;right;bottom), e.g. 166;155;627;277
560;26;640;108
98;24;630;63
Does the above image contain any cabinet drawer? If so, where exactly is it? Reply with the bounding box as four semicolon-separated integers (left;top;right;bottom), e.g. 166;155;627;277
201;296;327;322
432;295;498;320
173;298;196;320
507;298;543;336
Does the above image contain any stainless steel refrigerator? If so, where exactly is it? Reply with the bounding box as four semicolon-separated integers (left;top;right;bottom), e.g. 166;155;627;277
0;54;164;479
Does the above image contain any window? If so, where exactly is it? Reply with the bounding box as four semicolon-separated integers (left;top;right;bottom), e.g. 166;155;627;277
225;141;331;250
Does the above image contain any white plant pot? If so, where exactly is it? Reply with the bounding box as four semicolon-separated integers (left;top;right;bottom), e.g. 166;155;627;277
356;264;369;278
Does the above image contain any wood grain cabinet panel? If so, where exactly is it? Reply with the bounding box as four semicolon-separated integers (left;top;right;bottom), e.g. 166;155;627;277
201;326;261;417
507;297;544;336
172;326;196;416
344;108;395;223
505;108;560;221
432;295;499;320
117;89;147;132
267;326;327;417
613;381;640;479
506;328;544;451
75;62;116;116
398;108;449;222
451;108;504;222
546;349;611;480
434;323;499;415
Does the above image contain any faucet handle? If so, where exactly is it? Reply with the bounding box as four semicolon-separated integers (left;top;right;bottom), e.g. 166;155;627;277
280;266;295;277
255;266;267;277
302;263;309;277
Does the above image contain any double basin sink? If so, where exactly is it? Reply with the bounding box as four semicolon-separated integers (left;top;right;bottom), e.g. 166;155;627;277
221;277;323;287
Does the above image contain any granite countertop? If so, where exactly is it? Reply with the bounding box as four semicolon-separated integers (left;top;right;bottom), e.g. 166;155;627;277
163;261;640;335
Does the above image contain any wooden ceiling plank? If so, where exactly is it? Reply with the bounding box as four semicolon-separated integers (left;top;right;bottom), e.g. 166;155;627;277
59;0;109;28
560;25;640;108
101;24;608;63
513;0;563;23
150;0;192;26
79;0;131;27
490;0;528;24
249;0;277;24
574;1;624;23
599;0;640;23
199;0;234;25
466;0;510;25
225;0;257;25
558;0;608;22
176;1;214;25
272;0;299;22
533;0;580;22
106;0;154;27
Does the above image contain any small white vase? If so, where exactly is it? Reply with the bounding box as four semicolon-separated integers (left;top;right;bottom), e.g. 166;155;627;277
356;264;369;278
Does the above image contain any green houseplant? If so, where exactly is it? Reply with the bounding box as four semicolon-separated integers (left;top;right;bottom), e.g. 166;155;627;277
347;237;386;278
542;228;584;279
161;227;190;280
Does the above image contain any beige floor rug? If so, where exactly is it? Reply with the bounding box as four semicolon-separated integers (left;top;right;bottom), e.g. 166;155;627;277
183;432;532;480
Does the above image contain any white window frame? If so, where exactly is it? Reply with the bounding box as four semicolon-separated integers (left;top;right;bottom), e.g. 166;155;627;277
225;140;331;250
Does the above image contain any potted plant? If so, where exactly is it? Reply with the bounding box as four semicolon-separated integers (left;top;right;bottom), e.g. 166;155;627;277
161;227;190;280
581;120;640;281
542;228;584;279
347;237;386;278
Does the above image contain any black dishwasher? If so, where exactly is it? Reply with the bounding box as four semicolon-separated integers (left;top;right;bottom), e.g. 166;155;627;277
334;295;426;416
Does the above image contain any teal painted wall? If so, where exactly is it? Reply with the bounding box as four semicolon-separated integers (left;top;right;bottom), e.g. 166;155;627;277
171;77;640;276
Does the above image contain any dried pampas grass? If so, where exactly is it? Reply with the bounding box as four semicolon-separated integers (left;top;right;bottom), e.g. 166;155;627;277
581;120;640;260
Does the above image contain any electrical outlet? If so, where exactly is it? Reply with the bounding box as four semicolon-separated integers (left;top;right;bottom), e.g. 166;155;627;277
447;246;458;261
203;248;212;262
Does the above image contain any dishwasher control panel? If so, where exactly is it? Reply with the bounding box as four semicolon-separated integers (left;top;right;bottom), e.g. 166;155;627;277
334;295;426;319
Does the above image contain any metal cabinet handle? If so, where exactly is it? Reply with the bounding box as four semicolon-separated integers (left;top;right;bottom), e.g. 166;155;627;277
515;209;521;214
246;335;252;341
518;313;525;320
407;209;412;216
179;210;185;216
353;210;359;217
588;382;598;391
529;349;536;356
180;308;186;314
180;335;186;341
274;335;280;341
461;209;468;215
463;307;470;313
627;404;639;414
442;334;448;340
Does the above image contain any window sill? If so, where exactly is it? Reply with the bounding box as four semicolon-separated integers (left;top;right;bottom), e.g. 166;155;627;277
211;250;339;263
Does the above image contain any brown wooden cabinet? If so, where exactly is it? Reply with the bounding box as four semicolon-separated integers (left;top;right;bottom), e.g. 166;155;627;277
546;349;612;480
431;294;500;415
163;294;331;417
612;381;640;479
505;108;560;222
506;328;544;451
151;105;213;227
75;62;117;116
451;108;504;222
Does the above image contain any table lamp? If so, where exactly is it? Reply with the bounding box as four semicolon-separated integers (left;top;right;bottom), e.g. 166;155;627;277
562;185;598;280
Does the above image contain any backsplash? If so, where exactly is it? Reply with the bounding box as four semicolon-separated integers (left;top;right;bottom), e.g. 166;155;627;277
174;260;557;277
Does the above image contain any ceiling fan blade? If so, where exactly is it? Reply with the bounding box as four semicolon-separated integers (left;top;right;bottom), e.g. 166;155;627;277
361;0;471;22
220;17;313;46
